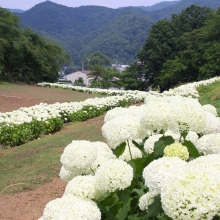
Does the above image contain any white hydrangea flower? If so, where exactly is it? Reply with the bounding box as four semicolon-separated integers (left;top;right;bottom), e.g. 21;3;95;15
60;140;97;176
202;112;220;135
64;175;102;200
202;104;217;116
39;195;101;220
102;115;147;149
140;101;177;133
143;157;187;196
161;165;220;220
90;142;116;172
104;107;129;122
139;192;155;211
195;133;220;155
59;166;77;182
185;131;199;146
144;134;163;154
188;154;220;171
119;144;142;161
95;159;133;193
140;97;207;134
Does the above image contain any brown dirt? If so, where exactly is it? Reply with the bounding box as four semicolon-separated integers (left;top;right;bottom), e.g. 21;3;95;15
0;83;104;220
0;178;67;220
0;83;103;113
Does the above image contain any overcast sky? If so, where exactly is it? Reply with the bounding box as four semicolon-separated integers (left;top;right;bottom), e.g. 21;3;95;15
0;0;178;10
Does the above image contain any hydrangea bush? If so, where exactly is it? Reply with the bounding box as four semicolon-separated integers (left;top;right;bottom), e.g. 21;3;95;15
39;84;220;219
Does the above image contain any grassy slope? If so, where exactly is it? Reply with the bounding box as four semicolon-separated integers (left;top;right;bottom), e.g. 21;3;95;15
197;81;220;116
0;81;220;194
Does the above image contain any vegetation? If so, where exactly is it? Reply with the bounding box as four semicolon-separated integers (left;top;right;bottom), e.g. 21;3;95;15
16;0;220;65
0;7;70;83
88;65;121;89
136;5;220;91
0;79;219;195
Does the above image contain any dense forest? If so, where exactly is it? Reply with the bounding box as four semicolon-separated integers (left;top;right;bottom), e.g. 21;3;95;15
16;0;220;66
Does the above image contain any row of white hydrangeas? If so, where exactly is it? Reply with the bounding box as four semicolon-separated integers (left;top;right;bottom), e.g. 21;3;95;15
38;77;220;219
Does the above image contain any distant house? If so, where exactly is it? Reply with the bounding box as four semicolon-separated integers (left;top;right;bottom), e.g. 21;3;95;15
66;70;92;86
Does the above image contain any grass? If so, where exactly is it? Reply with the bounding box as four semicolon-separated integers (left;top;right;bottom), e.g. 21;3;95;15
0;80;220;195
197;80;220;116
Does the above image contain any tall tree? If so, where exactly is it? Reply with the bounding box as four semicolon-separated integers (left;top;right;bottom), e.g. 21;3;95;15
88;65;120;89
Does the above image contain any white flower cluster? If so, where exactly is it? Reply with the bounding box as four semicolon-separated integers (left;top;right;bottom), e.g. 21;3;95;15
195;133;220;155
42;140;134;219
59;141;115;182
64;175;101;200
38;76;220;99
95;159;133;193
142;157;187;196
138;192;155;211
102;115;147;149
161;155;220;220
202;111;220;135
141;96;207;134
202;104;218;116
60;140;97;177
39;195;101;220
0;95;128;129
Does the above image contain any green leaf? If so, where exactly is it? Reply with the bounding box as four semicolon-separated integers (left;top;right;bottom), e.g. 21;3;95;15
118;189;131;205
154;136;175;159
182;140;200;159
113;142;126;158
116;204;130;220
109;202;123;216
145;195;163;218
133;188;146;197
128;158;145;176
142;153;154;168
98;192;117;207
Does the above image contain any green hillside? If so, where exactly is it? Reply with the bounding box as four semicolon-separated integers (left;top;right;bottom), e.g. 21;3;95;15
16;0;220;65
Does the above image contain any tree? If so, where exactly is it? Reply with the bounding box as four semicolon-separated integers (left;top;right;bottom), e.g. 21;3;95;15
119;63;149;91
137;5;214;91
88;65;120;89
0;7;21;79
137;18;179;87
197;8;220;79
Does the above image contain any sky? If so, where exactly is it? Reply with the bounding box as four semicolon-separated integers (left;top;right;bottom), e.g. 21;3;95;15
0;0;178;10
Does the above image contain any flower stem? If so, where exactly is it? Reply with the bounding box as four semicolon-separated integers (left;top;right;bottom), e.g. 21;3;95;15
127;140;133;160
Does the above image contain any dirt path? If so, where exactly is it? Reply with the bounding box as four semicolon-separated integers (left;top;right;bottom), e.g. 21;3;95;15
0;178;67;220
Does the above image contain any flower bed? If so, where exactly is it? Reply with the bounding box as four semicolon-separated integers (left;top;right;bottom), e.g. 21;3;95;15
38;77;220;219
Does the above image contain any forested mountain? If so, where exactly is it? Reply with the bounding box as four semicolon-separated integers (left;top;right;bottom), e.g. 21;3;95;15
16;0;220;66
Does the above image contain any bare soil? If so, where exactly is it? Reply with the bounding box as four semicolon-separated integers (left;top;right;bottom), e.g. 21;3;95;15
0;178;67;220
0;83;104;220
